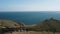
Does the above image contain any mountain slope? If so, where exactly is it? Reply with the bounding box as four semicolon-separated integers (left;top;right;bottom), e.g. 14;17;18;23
0;20;24;28
33;18;60;32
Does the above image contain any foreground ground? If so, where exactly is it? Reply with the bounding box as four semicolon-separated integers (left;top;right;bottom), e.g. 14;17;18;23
5;31;60;34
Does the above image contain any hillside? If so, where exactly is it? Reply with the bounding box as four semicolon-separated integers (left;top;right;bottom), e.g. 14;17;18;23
31;18;60;32
0;20;24;28
0;18;60;32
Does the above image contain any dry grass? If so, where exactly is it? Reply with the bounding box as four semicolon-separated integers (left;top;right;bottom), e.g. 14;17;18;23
4;31;60;34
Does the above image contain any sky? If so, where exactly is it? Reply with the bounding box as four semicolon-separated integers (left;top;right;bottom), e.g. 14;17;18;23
0;0;60;11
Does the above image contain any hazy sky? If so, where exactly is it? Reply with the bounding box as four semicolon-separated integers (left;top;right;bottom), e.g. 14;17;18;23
0;0;60;11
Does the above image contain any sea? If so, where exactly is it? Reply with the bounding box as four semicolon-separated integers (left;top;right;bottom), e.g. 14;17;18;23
0;11;60;25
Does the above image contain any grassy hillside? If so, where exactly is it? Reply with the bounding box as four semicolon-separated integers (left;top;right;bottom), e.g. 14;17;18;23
0;20;24;28
0;18;60;32
31;18;60;32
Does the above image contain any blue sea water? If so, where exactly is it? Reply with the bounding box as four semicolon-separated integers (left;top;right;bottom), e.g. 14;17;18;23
0;11;60;25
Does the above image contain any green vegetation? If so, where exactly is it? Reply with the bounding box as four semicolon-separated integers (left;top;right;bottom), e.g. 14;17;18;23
26;18;60;33
0;18;60;33
0;20;24;33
